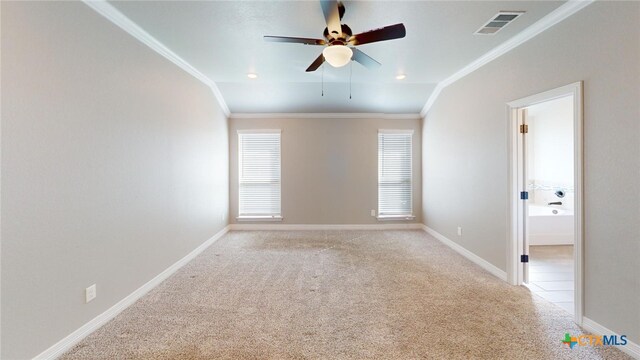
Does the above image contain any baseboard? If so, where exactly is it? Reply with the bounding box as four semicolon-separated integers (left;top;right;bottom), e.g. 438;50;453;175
33;225;231;360
229;223;424;231
582;317;640;359
422;225;508;282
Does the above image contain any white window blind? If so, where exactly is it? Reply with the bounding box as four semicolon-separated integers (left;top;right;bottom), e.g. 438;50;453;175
238;131;281;218
378;130;413;218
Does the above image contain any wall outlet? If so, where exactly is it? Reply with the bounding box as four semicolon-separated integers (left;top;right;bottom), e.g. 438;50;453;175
371;209;376;217
457;227;462;236
85;284;97;303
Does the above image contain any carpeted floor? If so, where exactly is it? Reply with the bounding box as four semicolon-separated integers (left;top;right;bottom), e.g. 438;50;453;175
62;230;630;359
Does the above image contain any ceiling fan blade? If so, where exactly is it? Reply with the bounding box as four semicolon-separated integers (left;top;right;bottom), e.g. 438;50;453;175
264;36;326;46
352;48;381;69
320;0;342;38
349;23;406;46
306;53;325;72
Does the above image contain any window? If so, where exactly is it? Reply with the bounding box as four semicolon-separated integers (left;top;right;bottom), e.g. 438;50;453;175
238;130;282;220
378;130;414;219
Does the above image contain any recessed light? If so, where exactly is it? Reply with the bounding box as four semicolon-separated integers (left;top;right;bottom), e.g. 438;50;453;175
247;73;258;79
395;74;406;80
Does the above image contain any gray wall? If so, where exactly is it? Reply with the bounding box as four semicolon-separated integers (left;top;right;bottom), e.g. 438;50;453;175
422;1;639;343
1;2;229;358
230;117;421;225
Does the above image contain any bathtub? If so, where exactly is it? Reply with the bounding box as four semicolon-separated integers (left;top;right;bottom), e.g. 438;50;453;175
528;205;574;245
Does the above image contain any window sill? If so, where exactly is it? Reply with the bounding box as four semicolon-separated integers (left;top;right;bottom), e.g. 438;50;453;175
236;216;283;222
377;215;416;221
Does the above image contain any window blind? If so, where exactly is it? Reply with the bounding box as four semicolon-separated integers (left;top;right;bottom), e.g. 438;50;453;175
238;131;281;218
378;131;413;217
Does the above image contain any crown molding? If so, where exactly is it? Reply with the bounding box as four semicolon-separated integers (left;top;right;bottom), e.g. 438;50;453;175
229;113;422;120
83;0;231;117
83;0;592;120
420;0;594;118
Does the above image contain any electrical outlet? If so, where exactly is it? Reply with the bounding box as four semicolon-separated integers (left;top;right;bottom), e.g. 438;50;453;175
85;284;97;303
457;227;462;236
371;209;376;217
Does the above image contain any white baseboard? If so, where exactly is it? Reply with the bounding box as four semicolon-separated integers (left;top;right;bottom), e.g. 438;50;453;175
582;317;640;359
29;224;639;360
229;223;424;231
422;225;507;282
33;225;231;360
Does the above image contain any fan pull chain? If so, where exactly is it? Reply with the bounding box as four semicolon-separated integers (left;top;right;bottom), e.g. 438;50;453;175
321;63;324;97
349;61;352;100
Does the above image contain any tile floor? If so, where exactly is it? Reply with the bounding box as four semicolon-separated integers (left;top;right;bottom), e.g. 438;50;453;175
527;245;575;315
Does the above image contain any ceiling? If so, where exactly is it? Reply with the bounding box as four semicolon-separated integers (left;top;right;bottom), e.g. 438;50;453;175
109;1;565;114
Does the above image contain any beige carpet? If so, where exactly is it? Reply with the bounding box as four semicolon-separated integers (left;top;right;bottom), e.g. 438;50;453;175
62;230;630;359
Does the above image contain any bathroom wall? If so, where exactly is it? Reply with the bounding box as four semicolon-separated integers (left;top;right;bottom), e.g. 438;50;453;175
526;96;574;210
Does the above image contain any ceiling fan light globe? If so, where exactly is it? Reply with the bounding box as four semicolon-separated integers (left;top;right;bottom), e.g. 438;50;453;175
322;45;353;68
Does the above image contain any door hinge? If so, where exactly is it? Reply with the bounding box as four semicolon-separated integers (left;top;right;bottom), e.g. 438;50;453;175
521;255;529;263
520;191;529;200
520;124;529;134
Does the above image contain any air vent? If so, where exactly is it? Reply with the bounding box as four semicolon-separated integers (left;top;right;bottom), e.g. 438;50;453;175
474;11;525;35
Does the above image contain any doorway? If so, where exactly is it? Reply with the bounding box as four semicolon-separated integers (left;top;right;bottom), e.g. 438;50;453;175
507;82;584;325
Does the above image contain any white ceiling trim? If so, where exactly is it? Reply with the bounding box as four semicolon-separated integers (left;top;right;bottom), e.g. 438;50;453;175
420;0;594;118
230;113;422;120
82;0;231;117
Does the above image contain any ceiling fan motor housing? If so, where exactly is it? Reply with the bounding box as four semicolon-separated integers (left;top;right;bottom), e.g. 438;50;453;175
324;24;352;43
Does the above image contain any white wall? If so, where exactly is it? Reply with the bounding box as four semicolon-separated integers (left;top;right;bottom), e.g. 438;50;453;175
528;96;574;187
1;2;229;359
230;116;421;225
422;1;639;343
527;96;575;209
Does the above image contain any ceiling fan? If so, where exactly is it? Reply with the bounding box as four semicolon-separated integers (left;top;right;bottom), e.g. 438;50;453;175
264;0;406;72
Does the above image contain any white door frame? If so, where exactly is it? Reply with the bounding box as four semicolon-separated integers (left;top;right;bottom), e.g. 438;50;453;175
506;81;584;325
